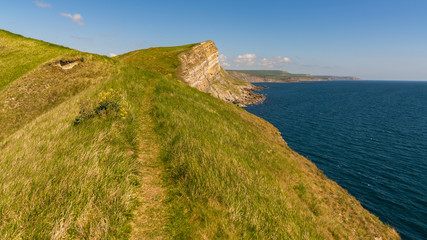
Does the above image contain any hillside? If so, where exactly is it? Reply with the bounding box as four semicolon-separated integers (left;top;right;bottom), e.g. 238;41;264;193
0;30;76;91
227;70;360;83
117;41;264;107
0;30;399;239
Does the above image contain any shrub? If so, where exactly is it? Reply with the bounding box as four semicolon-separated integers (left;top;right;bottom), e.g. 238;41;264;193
73;88;127;125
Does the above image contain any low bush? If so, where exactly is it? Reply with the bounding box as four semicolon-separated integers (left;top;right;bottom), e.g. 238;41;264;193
73;88;127;125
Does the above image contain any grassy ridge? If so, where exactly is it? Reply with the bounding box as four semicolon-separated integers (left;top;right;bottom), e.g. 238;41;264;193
116;44;196;77
0;54;116;140
0;30;75;90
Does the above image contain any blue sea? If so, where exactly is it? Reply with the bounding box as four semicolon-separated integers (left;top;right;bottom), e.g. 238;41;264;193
244;81;427;240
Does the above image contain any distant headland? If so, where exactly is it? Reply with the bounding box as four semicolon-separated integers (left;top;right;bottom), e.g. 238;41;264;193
227;70;361;83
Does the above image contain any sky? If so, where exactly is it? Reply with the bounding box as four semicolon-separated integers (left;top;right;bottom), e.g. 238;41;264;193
1;0;427;80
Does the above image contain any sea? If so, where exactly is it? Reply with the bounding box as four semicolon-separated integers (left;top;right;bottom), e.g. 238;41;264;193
244;81;427;240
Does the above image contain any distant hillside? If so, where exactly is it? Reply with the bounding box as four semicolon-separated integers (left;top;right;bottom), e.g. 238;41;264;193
0;29;398;239
228;69;360;83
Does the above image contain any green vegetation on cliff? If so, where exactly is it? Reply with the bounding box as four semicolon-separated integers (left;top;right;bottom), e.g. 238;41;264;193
0;30;399;239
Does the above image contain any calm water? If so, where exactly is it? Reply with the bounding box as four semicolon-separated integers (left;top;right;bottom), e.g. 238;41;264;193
245;81;427;240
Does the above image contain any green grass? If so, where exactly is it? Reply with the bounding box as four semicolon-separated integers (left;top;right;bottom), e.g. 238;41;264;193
149;72;399;239
0;30;145;238
0;53;117;140
0;30;400;239
118;45;256;101
0;63;164;238
0;30;75;90
116;44;196;77
0;76;137;238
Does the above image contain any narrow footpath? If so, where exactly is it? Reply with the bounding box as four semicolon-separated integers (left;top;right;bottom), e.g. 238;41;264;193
130;80;167;239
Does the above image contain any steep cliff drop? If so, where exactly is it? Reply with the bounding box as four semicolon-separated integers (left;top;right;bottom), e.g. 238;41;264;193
178;41;264;107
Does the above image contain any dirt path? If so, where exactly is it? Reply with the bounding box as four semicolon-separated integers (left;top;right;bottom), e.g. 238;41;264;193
130;82;167;239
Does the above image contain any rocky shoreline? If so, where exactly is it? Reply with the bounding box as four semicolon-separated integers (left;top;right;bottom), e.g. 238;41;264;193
231;85;265;107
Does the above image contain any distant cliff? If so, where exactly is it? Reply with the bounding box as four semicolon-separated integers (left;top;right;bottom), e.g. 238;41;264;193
227;70;360;83
178;41;264;106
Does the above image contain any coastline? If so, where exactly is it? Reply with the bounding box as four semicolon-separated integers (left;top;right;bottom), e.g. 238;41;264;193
227;70;361;83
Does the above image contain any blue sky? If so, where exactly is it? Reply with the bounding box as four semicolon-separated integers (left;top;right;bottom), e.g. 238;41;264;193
1;0;427;80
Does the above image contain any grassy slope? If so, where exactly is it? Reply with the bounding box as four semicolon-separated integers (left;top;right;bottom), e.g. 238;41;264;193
120;46;399;239
0;30;400;239
0;53;116;140
116;44;196;78
0;30;75;90
0;30;148;238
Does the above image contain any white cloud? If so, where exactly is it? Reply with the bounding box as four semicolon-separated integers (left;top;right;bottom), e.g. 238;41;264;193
233;53;257;66
61;13;85;26
273;56;293;64
259;56;293;68
35;1;51;8
219;54;231;67
108;53;117;57
221;53;293;68
259;58;275;68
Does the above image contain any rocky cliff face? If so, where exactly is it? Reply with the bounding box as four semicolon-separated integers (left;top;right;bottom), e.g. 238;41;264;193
178;41;264;106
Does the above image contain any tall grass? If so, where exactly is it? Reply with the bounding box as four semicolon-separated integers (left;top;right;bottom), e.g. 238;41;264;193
0;54;116;140
0;60;168;238
146;59;399;239
0;66;144;238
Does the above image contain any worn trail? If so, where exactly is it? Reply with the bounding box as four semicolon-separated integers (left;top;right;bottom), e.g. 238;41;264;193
130;80;167;239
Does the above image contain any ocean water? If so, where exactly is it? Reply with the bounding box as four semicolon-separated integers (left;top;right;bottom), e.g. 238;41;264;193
244;81;427;240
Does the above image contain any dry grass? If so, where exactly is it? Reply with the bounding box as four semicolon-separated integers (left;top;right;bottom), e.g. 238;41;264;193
0;54;116;140
0;81;139;238
0;30;74;90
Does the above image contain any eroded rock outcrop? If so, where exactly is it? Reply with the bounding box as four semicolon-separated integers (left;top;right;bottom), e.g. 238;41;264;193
178;41;264;107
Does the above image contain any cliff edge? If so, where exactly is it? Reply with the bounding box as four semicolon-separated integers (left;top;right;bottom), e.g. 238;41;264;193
178;41;264;106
